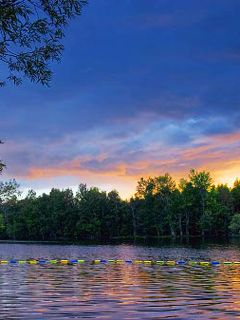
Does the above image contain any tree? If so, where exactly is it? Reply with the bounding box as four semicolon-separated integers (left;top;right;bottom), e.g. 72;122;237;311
153;174;177;238
188;169;212;237
135;177;155;199
0;179;20;202
129;197;140;239
134;177;159;238
229;214;240;235
209;184;233;236
105;190;123;239
0;0;87;86
75;185;103;240
0;179;20;238
232;179;240;214
134;174;178;239
16;189;39;240
179;178;195;238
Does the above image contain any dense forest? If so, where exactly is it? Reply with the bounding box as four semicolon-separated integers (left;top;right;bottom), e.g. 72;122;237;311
1;169;240;241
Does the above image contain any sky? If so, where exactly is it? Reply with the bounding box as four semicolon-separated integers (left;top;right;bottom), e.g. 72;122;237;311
1;0;240;199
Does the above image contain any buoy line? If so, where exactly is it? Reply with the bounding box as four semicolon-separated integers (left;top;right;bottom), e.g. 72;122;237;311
0;259;240;266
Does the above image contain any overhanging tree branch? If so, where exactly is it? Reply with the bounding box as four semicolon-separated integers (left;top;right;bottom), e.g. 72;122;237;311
0;0;87;86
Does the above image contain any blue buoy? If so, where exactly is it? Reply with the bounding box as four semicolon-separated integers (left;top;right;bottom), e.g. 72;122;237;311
10;259;17;264
69;259;78;264
176;260;186;265
125;260;133;264
100;259;107;264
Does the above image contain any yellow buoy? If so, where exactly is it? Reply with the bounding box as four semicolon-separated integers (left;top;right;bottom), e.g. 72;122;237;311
133;260;143;264
93;259;101;264
116;259;124;263
60;259;69;264
200;261;210;266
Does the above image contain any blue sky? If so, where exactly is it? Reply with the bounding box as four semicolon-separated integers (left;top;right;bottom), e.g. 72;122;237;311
1;0;240;198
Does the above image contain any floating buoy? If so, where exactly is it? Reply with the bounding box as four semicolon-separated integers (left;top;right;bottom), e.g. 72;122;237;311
133;260;143;264
177;260;186;265
200;261;210;266
49;259;58;264
60;260;68;264
77;259;85;263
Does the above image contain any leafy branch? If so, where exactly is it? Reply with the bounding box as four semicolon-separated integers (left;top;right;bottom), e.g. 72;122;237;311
0;0;87;86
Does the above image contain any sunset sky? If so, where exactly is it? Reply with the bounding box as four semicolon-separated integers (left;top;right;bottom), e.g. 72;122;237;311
1;0;240;198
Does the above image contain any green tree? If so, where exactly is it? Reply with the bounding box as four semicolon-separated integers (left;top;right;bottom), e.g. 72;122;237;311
153;174;177;238
0;179;21;238
229;214;240;235
170;189;183;238
0;0;87;86
15;189;40;240
179;178;195;238
134;174;178;239
0;212;5;235
129;197;141;239
75;185;102;240
188;169;213;237
134;177;159;238
232;179;240;214
105;190;123;239
0;179;20;202
208;184;233;236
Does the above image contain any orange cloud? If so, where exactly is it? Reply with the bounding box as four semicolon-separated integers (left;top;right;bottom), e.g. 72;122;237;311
7;130;240;198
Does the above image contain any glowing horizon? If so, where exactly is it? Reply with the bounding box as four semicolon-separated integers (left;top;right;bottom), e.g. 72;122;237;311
11;167;240;200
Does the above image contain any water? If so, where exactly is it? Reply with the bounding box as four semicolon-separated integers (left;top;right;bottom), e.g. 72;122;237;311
1;242;240;319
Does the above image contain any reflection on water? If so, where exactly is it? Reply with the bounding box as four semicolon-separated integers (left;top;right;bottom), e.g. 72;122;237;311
1;243;240;319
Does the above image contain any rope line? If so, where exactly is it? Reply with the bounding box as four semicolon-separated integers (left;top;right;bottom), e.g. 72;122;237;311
0;259;240;266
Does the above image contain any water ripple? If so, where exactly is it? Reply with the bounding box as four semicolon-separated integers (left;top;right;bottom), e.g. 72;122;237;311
1;243;240;318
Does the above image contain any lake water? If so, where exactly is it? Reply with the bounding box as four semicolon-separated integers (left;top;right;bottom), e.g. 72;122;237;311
1;242;240;319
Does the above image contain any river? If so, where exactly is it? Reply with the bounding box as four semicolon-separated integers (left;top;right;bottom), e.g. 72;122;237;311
1;242;240;319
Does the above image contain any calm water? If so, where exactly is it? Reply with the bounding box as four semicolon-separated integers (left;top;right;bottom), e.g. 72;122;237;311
1;242;240;319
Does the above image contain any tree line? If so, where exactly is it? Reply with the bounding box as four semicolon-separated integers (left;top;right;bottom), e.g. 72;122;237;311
1;169;240;241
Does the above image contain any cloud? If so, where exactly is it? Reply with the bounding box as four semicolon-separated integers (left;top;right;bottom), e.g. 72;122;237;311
2;112;240;197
